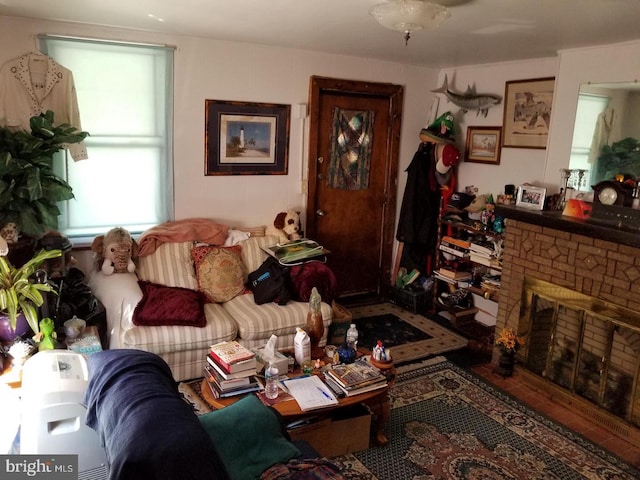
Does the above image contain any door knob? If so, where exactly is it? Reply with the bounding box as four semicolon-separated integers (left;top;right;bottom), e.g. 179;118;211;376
316;209;325;216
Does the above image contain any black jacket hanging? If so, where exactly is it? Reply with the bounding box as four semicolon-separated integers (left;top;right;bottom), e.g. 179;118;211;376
396;142;442;246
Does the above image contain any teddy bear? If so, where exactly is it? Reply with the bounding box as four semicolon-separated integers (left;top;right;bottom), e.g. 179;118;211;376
91;227;138;275
265;210;302;244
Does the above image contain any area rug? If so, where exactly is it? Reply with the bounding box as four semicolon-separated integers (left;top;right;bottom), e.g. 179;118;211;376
178;357;638;479
349;302;467;364
329;356;638;480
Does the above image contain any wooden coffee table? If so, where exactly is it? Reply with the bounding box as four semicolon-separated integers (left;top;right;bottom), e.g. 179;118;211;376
200;363;395;446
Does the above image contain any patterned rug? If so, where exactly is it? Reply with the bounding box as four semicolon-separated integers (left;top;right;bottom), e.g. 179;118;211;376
329;357;639;480
178;357;638;479
349;302;467;364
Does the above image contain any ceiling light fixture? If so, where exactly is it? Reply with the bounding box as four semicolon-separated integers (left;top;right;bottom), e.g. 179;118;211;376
370;0;451;46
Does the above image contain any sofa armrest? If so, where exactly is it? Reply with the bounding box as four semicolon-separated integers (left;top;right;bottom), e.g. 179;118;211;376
84;350;229;480
88;271;142;349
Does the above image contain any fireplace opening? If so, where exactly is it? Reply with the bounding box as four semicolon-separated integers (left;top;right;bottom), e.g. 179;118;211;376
518;277;640;429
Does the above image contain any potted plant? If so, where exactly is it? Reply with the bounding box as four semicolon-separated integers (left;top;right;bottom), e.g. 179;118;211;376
494;327;524;377
0;110;88;242
0;248;62;342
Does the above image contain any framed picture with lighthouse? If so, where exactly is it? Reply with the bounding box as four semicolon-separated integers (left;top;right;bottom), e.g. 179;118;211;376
205;100;290;175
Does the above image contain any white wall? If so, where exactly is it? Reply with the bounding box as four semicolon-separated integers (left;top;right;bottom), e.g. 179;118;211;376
0;15;438;233
545;40;640;187
3;15;639;275
435;58;559;198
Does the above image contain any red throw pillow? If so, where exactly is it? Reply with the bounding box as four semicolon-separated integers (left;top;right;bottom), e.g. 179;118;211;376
133;281;207;327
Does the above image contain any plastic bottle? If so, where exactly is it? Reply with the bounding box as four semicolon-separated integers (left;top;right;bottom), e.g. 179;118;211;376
294;327;311;367
346;323;359;350
265;361;279;400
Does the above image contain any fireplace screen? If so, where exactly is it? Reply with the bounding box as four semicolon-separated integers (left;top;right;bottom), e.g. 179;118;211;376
519;277;640;427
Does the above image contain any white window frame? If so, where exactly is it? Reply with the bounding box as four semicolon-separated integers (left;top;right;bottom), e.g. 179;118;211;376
39;35;174;243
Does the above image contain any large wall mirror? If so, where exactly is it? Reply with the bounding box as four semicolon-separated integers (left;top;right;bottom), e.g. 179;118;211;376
569;81;640;190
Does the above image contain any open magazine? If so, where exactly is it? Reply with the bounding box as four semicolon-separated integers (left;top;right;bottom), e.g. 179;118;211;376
262;238;330;265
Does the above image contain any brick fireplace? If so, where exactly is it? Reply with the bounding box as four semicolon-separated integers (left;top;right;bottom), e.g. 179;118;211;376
495;206;640;442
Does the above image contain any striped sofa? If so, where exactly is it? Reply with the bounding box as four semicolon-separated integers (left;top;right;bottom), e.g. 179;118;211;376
89;235;333;381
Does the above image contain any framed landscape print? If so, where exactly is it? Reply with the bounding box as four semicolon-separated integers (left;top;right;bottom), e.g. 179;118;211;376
502;77;555;149
465;126;502;165
205;100;290;175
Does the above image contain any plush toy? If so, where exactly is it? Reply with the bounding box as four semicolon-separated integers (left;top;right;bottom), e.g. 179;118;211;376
37;317;57;351
91;227;138;275
265;210;302;243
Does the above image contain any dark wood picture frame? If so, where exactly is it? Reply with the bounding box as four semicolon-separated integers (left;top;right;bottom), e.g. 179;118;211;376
465;126;502;165
502;77;555;149
205;100;290;175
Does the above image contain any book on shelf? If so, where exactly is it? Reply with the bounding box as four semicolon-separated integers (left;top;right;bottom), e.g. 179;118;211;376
207;354;257;379
262;238;330;265
441;236;471;250
282;374;339;411
469;252;501;269
437;268;472;280
325;359;386;389
439;243;469;258
433;271;457;284
209;341;257;373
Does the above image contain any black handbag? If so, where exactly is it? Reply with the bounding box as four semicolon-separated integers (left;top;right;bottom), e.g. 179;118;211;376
247;256;292;305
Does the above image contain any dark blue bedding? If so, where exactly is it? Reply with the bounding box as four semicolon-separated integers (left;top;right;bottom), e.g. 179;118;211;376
84;349;229;480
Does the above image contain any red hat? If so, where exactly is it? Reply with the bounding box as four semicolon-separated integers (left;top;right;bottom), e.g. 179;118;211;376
435;144;460;174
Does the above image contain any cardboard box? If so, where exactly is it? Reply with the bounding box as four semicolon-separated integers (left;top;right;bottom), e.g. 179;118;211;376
287;403;372;457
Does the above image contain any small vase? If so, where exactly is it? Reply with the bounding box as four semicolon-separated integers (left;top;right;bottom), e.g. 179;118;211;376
306;311;324;359
494;350;516;377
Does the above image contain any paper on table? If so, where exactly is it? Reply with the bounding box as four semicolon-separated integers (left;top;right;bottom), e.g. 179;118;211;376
283;375;338;411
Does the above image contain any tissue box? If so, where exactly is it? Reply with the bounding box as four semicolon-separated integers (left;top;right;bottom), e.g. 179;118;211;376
251;346;289;374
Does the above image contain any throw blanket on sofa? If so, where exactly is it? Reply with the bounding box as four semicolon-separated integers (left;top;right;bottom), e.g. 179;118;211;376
138;218;229;256
84;350;229;480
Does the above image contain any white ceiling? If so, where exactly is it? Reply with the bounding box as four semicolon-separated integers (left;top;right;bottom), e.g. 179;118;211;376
1;0;639;68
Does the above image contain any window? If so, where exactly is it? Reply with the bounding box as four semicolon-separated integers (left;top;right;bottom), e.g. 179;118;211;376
39;36;174;241
569;93;608;188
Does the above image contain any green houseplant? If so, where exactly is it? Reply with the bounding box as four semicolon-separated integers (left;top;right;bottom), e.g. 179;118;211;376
0;110;88;238
0;248;61;339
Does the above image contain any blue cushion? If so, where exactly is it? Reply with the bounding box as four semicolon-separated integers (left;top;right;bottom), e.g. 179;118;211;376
198;395;300;480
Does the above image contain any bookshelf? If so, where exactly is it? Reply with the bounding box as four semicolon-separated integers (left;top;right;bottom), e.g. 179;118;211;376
432;204;503;331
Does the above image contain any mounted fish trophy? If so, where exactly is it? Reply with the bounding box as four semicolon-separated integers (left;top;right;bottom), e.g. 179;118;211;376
431;74;502;117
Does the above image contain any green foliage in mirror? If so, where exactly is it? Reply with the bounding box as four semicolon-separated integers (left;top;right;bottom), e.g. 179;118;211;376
595;137;640;183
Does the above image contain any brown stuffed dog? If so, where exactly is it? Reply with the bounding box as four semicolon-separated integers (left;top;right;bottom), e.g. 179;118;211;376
265;210;302;244
91;227;138;275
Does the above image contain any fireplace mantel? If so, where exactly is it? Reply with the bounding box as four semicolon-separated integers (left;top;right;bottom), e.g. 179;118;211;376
494;204;640;441
495;205;640;249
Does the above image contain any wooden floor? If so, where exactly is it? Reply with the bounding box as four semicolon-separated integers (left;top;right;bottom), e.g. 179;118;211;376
471;362;640;469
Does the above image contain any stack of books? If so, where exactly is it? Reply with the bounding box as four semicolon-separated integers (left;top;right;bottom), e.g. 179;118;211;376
324;359;387;397
469;239;502;269
205;341;261;398
439;236;471;259
434;267;472;284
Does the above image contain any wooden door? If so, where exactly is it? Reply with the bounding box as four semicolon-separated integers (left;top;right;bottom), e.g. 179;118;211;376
306;77;403;298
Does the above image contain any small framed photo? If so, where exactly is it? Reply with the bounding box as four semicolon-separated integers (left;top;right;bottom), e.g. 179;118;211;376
516;185;547;210
502;77;555;149
205;99;290;175
465;126;502;165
